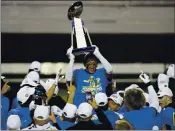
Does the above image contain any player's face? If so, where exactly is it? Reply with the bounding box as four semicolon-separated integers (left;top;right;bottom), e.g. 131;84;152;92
86;60;98;74
108;100;120;111
159;96;169;108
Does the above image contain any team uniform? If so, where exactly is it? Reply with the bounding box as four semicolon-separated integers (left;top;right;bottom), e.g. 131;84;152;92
92;109;120;129
11;97;21;109
8;107;32;128
154;105;175;130
1;95;10;130
118;104;128;114
114;111;124;119
73;68;109;106
123;107;157;130
104;109;120;129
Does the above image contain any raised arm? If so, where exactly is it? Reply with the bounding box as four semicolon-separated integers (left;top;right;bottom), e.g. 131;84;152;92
46;70;61;102
66;81;76;104
139;71;159;111
93;45;113;76
65;46;75;82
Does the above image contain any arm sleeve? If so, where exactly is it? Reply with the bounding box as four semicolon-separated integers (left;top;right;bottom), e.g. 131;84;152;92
69;69;79;85
95;52;113;74
66;59;75;82
147;85;159;112
95;108;113;130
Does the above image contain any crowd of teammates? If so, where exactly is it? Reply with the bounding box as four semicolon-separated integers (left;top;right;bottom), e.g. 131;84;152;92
1;45;175;130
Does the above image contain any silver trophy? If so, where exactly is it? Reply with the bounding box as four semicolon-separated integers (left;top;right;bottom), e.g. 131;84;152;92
67;1;95;56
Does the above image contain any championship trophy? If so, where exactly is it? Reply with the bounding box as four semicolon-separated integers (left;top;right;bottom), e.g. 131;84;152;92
67;1;95;55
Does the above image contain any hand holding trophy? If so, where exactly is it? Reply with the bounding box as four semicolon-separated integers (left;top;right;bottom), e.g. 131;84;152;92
67;1;95;56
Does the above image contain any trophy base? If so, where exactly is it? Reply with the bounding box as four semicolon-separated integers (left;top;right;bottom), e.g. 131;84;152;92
72;46;95;56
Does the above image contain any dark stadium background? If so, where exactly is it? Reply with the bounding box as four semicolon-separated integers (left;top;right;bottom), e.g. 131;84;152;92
2;33;175;104
2;33;174;63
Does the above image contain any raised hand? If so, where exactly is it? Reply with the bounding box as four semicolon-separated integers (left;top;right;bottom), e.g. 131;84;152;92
66;81;76;94
66;46;75;60
139;70;150;84
92;45;100;56
88;98;98;109
55;69;63;85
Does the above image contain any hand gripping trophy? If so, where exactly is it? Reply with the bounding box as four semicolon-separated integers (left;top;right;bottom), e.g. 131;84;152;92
67;1;95;55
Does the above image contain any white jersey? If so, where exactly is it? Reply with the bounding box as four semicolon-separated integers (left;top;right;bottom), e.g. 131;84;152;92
22;123;58;130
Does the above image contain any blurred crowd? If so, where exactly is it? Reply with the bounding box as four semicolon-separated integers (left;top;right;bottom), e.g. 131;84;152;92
1;45;175;130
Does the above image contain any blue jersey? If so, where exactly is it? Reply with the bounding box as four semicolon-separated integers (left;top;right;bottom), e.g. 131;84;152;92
154;107;175;130
73;68;109;106
56;117;75;130
123;107;157;130
153;113;165;129
11;97;21;109
104;109;120;129
91;109;120;129
118;104;128;114
1;95;10;130
8;107;32;128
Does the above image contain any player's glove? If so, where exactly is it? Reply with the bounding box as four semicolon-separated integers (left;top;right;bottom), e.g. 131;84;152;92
167;64;175;79
139;71;150;84
92;45;100;56
139;71;151;86
55;69;61;85
66;46;75;60
55;69;65;84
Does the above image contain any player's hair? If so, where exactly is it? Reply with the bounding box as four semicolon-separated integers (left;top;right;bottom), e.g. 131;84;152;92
124;88;146;110
115;119;133;130
83;53;98;66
